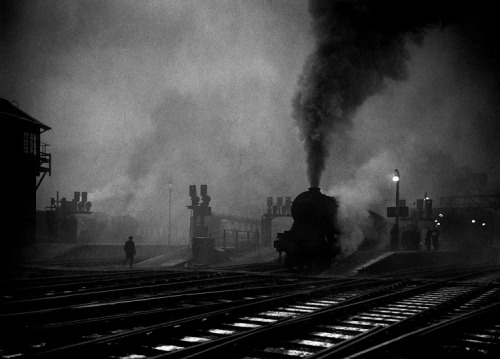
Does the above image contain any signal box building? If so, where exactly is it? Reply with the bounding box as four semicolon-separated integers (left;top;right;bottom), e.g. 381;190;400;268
1;98;51;253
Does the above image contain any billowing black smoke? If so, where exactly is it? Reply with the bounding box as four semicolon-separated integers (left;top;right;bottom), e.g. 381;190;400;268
292;0;498;188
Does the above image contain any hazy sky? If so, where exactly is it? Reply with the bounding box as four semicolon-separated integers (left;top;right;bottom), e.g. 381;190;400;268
2;0;499;245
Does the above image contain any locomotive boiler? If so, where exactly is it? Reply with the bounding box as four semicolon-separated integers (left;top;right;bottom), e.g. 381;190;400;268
274;188;341;270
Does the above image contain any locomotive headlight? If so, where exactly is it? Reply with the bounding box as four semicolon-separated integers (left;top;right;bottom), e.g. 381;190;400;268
472;219;476;223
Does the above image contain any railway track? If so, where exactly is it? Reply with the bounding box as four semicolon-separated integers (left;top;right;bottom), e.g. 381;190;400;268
0;273;392;358
1;271;347;328
347;301;500;358
168;271;500;359
1;261;498;358
13;268;499;358
0;270;256;304
361;262;500;281
207;261;286;273
1;267;188;290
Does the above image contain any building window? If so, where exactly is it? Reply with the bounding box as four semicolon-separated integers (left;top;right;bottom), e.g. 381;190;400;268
23;131;37;155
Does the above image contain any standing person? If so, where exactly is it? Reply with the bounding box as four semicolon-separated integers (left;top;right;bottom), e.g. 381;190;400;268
401;226;409;251
431;227;440;251
425;227;432;251
123;236;136;268
390;223;399;251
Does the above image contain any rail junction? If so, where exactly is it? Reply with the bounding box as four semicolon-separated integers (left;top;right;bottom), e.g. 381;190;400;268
1;250;499;358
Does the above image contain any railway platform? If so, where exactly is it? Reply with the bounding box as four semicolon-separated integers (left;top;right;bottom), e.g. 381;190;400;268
321;248;500;277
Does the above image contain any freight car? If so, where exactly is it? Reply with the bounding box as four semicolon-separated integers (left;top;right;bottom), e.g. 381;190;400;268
274;188;341;270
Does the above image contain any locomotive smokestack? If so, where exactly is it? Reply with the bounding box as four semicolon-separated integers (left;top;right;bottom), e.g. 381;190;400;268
308;187;321;192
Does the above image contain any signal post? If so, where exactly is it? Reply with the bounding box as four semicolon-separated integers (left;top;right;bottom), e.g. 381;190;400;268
261;196;292;247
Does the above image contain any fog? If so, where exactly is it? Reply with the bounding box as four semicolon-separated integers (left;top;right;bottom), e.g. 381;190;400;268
2;0;499;246
292;0;500;250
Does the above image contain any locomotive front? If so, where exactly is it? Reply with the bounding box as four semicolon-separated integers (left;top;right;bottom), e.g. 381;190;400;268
275;188;341;270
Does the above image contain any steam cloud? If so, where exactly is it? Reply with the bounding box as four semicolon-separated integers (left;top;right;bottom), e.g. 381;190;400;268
2;0;500;246
1;0;313;243
293;0;499;189
293;0;500;250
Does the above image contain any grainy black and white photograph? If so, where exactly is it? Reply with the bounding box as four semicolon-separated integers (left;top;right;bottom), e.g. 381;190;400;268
1;0;500;357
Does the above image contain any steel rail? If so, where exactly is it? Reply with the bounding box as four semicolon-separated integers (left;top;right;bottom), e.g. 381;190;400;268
345;293;500;358
0;277;360;330
0;267;197;291
306;283;499;358
0;272;257;313
160;267;499;358
362;263;500;280
22;278;392;358
0;270;240;301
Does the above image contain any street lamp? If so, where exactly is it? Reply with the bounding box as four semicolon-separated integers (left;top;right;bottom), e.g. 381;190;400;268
391;169;400;250
168;179;172;246
393;169;400;214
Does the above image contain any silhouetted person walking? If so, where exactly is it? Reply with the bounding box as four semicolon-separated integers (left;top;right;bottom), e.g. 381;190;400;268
123;236;136;268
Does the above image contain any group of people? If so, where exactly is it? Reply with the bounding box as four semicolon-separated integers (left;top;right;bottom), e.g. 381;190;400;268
425;227;440;251
391;224;440;251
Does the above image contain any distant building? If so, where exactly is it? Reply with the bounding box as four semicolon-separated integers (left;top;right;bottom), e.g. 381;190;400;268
1;98;51;252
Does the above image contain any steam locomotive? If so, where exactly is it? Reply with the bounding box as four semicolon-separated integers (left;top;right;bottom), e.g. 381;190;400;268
274;188;341;270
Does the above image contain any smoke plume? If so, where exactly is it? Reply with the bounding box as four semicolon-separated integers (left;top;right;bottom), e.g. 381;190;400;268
3;0;500;247
293;0;500;250
292;0;498;188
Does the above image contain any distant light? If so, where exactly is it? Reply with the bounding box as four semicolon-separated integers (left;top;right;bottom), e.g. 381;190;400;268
439;213;443;217
434;220;438;222
482;223;486;226
425;197;429;200
437;223;440;226
393;176;400;182
472;219;476;223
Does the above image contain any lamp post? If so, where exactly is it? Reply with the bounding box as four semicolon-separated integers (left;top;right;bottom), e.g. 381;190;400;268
168;179;172;246
392;169;400;250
